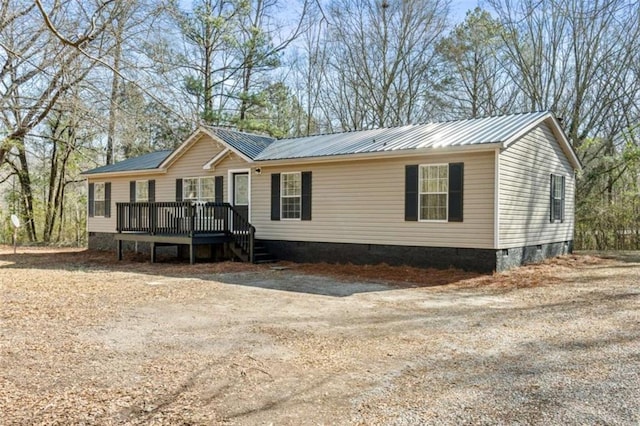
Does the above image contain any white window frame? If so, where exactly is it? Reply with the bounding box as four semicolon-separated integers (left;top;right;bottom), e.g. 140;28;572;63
419;164;448;222
281;172;302;220
94;182;106;217
183;176;215;202
136;180;149;202
199;177;215;202
551;174;564;223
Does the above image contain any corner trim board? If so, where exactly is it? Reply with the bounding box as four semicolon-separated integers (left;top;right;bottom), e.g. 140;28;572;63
494;148;500;249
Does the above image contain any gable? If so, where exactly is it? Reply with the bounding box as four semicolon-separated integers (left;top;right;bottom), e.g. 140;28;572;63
502;115;581;171
502;122;574;171
165;134;227;176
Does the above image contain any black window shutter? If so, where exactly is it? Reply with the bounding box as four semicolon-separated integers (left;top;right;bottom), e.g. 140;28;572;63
550;174;555;223
88;183;95;217
148;180;155;203
215;176;223;203
271;173;281;220
448;163;464;222
104;182;111;218
130;181;136;203
405;165;418;221
176;178;183;202
301;171;312;221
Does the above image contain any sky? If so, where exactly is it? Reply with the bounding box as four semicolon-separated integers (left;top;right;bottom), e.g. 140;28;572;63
177;0;487;25
451;0;482;21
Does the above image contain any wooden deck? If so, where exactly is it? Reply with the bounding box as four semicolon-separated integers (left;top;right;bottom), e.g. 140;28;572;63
115;202;255;264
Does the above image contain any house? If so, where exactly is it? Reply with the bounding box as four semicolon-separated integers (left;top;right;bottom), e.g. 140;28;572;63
81;111;581;272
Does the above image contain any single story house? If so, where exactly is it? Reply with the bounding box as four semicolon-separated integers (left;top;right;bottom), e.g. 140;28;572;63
81;111;581;272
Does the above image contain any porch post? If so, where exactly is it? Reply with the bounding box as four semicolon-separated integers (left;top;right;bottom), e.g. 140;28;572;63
117;239;122;261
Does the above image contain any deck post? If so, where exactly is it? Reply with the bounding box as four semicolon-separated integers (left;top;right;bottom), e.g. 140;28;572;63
189;204;195;237
150;203;157;235
150;242;156;263
189;243;195;265
117;239;123;261
249;227;255;263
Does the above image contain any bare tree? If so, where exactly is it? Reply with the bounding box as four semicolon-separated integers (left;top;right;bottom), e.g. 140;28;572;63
488;0;640;248
322;0;450;130
233;0;310;131
488;0;640;152
1;0;140;241
0;1;103;240
437;7;517;118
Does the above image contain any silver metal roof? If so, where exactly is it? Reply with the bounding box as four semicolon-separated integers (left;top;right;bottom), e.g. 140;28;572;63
206;127;275;159
83;112;565;177
82;150;172;175
255;111;552;160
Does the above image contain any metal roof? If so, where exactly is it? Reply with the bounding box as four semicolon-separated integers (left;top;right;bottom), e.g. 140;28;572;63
255;111;552;160
82;150;172;175
205;127;275;159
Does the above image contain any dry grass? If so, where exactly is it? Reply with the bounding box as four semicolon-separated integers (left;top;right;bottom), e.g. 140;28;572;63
281;253;610;290
1;245;607;290
1;246;638;425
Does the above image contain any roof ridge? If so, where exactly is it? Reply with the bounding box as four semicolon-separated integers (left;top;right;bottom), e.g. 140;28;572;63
205;125;276;140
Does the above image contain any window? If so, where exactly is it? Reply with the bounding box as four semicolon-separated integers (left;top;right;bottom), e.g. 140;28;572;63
183;178;198;201
183;177;215;202
281;172;301;219
551;174;565;222
419;164;448;221
200;177;215;201
271;172;312;221
94;182;106;217
234;174;249;205
136;180;148;202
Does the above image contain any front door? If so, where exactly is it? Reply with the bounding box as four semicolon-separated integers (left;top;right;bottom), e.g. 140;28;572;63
232;172;249;226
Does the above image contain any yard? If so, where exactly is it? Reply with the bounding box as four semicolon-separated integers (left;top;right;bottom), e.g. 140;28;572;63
1;247;638;425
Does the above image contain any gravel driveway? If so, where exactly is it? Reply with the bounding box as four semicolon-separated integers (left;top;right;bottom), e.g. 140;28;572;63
1;248;638;425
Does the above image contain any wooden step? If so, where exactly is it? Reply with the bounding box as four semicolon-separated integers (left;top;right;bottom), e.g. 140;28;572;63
253;252;277;264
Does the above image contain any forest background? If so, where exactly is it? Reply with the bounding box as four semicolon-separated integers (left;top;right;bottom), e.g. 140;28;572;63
0;0;639;249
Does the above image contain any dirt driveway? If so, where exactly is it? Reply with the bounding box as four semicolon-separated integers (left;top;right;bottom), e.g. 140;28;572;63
1;248;638;425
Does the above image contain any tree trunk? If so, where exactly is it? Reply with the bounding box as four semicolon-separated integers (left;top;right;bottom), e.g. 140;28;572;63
106;19;124;164
15;138;36;242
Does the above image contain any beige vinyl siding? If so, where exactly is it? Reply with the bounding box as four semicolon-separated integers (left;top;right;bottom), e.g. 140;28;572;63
210;154;252;202
498;123;575;248
87;133;496;249
252;151;495;249
158;135;227;201
87;175;161;233
87;135;229;233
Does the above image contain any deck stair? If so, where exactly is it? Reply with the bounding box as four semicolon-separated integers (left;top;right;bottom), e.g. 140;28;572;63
252;241;277;264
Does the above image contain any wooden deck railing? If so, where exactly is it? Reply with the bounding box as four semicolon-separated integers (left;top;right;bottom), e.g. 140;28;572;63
116;202;255;262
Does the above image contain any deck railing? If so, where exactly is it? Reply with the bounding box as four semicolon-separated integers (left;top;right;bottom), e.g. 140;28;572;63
116;202;255;261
